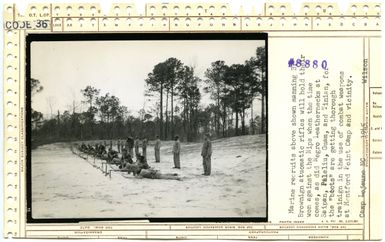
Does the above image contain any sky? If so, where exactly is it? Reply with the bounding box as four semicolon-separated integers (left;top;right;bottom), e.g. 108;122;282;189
31;39;264;118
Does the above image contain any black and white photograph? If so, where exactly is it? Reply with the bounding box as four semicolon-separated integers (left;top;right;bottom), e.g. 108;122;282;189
28;34;267;220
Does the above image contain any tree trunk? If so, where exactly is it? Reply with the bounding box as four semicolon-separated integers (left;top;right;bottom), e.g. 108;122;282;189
227;107;231;137
222;103;226;137
235;111;239;136
251;100;254;135
260;69;265;134
171;83;174;138
188;108;192;141
216;96;220;137
213;111;216;133
111;119;114;139
188;103;192;141
159;85;163;139
241;107;246;135
195;106;199;140
165;90;169;140
184;99;188;141
261;93;265;133
56;110;60;138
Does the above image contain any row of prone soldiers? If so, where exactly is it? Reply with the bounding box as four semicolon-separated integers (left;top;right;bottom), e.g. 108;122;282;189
79;133;213;176
78;141;181;180
79;142;136;165
80;136;163;166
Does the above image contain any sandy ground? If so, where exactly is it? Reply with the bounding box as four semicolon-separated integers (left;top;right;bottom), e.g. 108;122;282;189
32;135;266;219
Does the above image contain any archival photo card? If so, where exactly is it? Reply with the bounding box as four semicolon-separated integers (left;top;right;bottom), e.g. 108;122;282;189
27;33;268;221
3;2;382;240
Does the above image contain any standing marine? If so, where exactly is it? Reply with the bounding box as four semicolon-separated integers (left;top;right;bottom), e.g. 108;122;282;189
201;133;212;176
126;136;134;158
142;138;148;160
154;135;161;163
172;135;181;169
134;136;140;159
